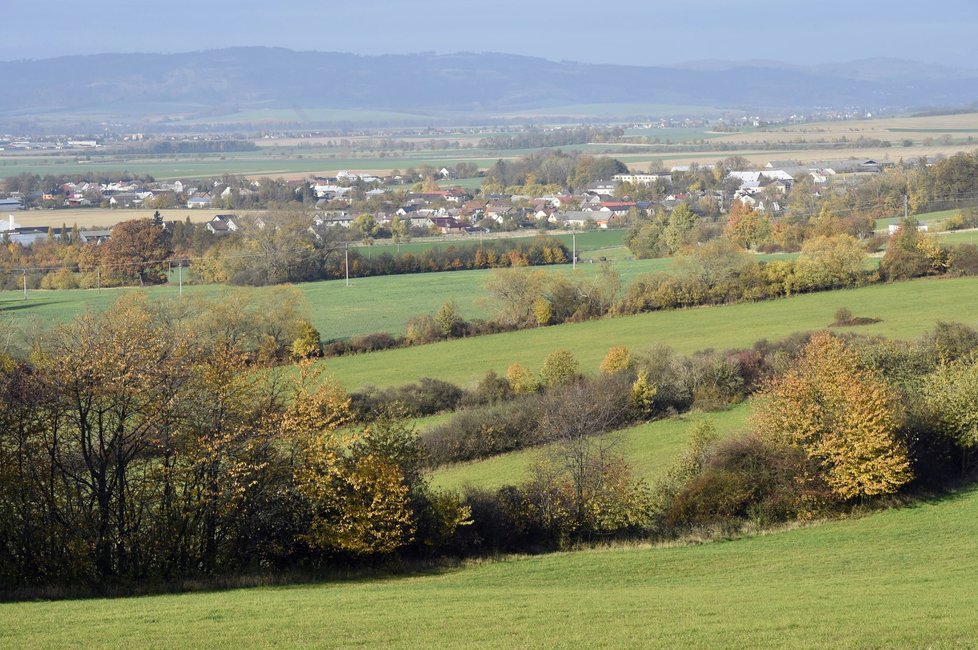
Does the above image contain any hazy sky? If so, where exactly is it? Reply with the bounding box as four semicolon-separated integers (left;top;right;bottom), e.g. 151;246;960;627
2;0;976;67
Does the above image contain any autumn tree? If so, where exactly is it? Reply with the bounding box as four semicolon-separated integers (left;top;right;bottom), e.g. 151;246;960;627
793;234;867;290
724;202;771;250
600;346;633;374
101;218;172;285
753;332;912;501
506;362;539;394
540;349;580;387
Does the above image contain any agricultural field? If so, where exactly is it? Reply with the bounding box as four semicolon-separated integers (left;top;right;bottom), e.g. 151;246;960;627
934;229;978;245
0;247;801;343
4;482;977;648
5;112;978;181
318;275;978;390
874;207;958;230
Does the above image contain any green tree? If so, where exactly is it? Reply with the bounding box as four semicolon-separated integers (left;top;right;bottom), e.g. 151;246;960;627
663;204;699;253
540;349;580;387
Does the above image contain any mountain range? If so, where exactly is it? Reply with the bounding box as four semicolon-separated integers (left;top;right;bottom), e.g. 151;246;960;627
2;48;977;130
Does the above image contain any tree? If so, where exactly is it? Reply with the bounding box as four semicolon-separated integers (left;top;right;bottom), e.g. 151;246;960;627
101;218;171;285
793;234;867;290
484;267;548;328
753;333;912;501
434;300;464;338
663;204;699;253
506;362;539;394
600;346;633;374
522;378;651;539
291;320;323;359
540;349;580;387
724;201;771;249
922;356;978;470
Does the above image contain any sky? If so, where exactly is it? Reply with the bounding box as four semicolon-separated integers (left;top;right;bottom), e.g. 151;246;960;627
1;0;976;67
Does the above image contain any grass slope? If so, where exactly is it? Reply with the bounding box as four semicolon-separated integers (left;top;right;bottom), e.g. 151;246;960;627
4;485;978;647
431;404;750;492
321;275;978;389
0;255;675;341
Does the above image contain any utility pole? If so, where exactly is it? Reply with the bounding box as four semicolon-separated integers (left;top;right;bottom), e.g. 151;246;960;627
178;260;183;296
572;229;577;271
96;267;101;294
22;269;26;300
345;245;350;287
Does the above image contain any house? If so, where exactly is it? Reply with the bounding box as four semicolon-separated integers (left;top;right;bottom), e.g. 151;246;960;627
586;182;617;197
888;223;929;235
187;193;213;209
613;172;672;185
430;216;465;234
557;211;611;229
78;229;112;244
205;214;240;235
599;202;636;215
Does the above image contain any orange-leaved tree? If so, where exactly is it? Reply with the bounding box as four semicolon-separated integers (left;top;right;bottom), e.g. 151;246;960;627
753;332;911;501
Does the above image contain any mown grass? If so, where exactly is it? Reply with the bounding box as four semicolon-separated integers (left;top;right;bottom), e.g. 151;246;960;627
0;254;671;340
0;245;799;343
431;404;750;492
321;275;978;389
874;207;959;229
4;483;977;648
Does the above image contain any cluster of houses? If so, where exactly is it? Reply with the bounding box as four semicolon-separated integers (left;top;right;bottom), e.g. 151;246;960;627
4;179;260;210
1;157;905;247
724;158;893;213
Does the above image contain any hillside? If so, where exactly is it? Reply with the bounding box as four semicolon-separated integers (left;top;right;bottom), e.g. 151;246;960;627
4;483;977;647
320;275;978;389
3;49;978;130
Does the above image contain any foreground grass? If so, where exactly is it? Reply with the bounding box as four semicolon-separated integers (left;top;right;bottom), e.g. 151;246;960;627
322;275;978;389
431;404;750;492
4;484;977;647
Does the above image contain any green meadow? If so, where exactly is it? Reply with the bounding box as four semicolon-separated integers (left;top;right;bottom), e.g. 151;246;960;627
431;404;750;491
4;483;977;648
320;275;978;389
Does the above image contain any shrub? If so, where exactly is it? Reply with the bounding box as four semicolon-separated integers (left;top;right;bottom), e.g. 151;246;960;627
462;370;514;407
663;434;818;531
423;396;543;465
350;377;465;420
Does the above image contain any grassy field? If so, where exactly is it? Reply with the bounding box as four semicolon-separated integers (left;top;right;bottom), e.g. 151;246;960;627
0;254;677;340
874;207;958;230
934;229;978;245
317;275;978;389
431;404;750;492
4;482;978;647
0;246;804;343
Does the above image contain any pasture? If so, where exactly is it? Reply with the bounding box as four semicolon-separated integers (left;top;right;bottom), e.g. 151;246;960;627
318;275;978;389
3;482;977;647
0;247;803;343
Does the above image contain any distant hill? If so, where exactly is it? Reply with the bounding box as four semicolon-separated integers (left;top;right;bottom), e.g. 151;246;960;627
1;48;977;129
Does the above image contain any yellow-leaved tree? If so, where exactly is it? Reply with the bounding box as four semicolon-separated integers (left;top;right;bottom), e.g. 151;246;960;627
284;363;414;555
753;332;911;501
